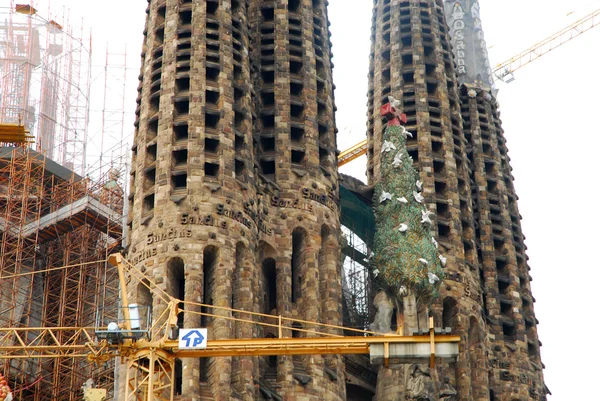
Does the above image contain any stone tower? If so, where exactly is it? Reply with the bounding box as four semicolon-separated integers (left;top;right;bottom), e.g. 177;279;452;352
366;0;547;399
445;1;548;399
367;0;482;399
126;0;343;400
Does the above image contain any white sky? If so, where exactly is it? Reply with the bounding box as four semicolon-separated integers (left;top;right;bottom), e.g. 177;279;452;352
29;0;600;398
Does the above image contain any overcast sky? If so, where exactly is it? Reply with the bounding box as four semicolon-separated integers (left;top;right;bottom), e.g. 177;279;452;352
27;0;600;398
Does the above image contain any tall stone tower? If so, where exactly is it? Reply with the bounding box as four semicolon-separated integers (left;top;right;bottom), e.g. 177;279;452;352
367;0;548;400
367;0;482;399
126;0;343;400
444;1;548;399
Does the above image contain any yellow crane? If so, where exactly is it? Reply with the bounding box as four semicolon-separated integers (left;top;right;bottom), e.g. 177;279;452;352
493;7;600;82
0;254;460;400
337;7;600;167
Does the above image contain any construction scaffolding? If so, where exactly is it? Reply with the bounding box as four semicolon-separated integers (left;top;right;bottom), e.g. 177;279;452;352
0;1;91;175
341;225;371;333
0;144;123;400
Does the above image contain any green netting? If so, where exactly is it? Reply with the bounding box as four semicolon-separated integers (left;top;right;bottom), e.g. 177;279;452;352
340;185;375;247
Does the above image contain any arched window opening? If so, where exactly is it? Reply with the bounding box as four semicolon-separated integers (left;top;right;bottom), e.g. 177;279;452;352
233;243;246;318
346;384;375;401
442;297;458;331
201;246;219;327
167;257;185;328
137;279;153;329
292;322;302;338
174;359;183;395
262;258;277;314
291;228;307;303
200;357;208;383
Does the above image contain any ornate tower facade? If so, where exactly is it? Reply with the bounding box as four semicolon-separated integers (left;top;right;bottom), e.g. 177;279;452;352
366;0;547;400
367;0;483;399
445;1;548;399
126;0;343;400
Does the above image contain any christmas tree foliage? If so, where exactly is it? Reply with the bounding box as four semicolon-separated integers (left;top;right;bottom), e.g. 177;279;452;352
371;98;445;305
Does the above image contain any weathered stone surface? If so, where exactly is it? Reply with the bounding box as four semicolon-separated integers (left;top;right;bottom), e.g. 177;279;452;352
367;1;547;400
126;0;344;400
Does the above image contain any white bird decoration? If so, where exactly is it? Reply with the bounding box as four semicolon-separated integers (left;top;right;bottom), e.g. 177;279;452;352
421;209;434;225
397;196;408;204
401;126;413;138
392;152;403;168
413;191;424;203
419;258;429;266
399;286;408;297
388;96;402;110
380;191;393;203
427;272;440;284
432;237;439;249
398;223;408;232
381;140;396;153
416;180;423;191
373;269;380;278
439;254;447;267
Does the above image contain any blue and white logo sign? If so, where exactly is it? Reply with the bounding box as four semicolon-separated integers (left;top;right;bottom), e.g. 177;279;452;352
178;328;208;349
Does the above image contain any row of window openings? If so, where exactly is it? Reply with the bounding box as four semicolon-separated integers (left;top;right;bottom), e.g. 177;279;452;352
163;230;331;389
260;0;321;17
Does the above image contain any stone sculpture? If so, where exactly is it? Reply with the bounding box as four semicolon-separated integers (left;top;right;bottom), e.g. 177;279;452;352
405;364;436;401
369;290;395;333
438;376;458;401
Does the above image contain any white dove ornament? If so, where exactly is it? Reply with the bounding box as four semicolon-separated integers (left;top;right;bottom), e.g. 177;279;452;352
427;272;440;284
381;140;396;153
413;191;424;203
421;209;434;225
388;96;402;110
398;223;409;232
380;191;393;203
439;254;447;267
392;152;403;168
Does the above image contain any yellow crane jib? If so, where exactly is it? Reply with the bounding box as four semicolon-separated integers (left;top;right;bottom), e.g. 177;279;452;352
0;254;460;401
338;139;367;167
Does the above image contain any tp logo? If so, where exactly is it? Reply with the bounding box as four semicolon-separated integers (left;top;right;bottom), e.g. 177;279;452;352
178;328;208;349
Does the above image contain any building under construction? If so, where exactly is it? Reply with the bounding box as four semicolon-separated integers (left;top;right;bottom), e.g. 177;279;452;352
0;146;123;399
0;0;562;400
0;2;126;399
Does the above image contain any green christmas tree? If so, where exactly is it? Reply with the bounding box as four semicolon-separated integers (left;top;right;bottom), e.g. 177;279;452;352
371;97;445;306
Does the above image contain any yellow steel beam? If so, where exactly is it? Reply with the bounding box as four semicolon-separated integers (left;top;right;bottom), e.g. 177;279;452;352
121;333;459;358
338;139;367;167
0;326;459;360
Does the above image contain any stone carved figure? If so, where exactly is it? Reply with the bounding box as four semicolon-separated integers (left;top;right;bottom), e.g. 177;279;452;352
369;290;394;333
438;376;457;401
405;365;436;401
